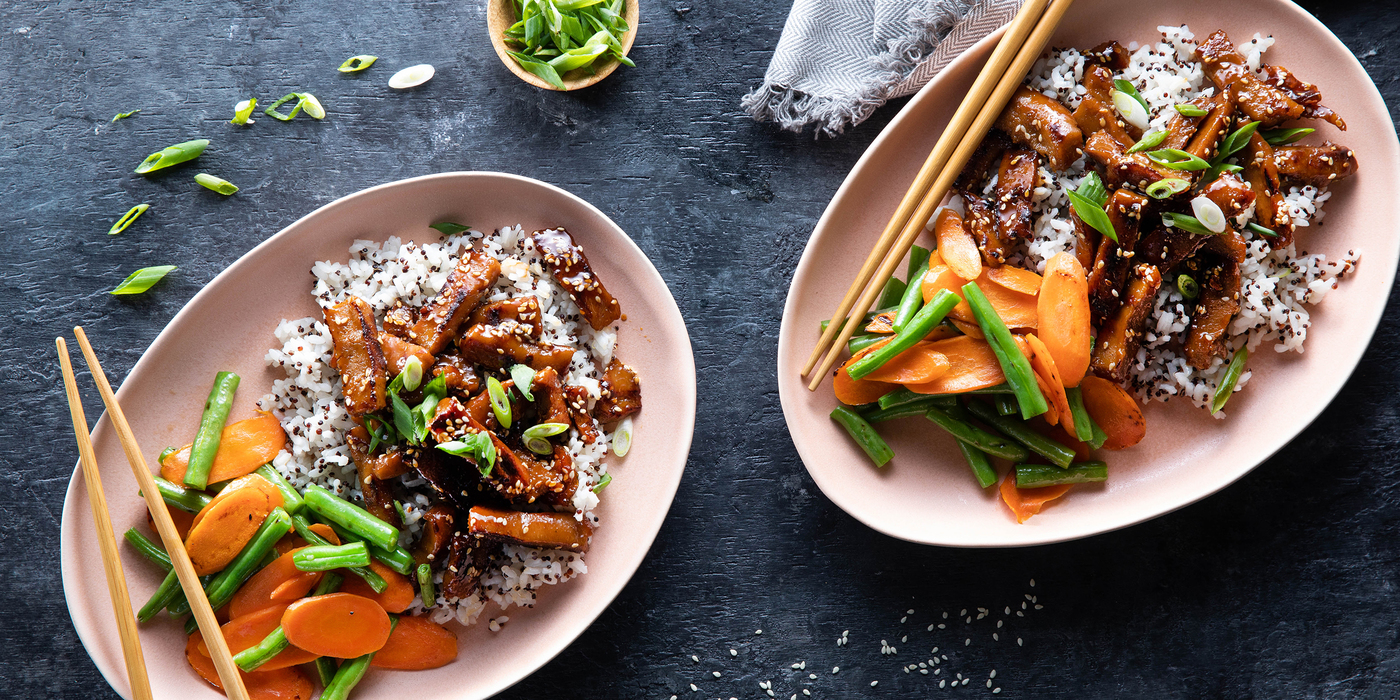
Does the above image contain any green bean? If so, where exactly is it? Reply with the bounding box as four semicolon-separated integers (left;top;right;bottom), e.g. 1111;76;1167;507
946;403;996;488
303;484;400;551
960;282;1048;419
152;476;213;513
1015;461;1107;488
321;618;400;700
1065;387;1096;444
830;406;893;467
293;542;370;572
865;398;954;423
166;573;216;618
233;626;290;672
204;508;293;611
254;465;304;514
967;384;1014;395
847;335;884;355
321;519;416;576
893;259;930;332
291;514;387;593
965;400;1075;469
417;563;436;607
158;446;177;464
847;290;960;380
907;245;931;281
1210;346;1249;414
995;394;1018;416
876;387;955;411
315;572;345;596
138;569;181;622
923;407;1030;462
316;657;341;688
134;139;209;174
183;371;240;489
123;528;171;572
877;277;907;309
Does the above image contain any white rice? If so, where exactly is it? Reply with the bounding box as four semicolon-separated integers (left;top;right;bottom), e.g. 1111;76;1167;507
1014;25;1361;413
256;225;618;625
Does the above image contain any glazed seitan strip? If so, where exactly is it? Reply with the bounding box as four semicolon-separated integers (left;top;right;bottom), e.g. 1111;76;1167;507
412;503;455;567
1073;64;1141;148
1272;143;1358;187
456;322;575;375
994;86;1084;171
1198;172;1257;221
993;148;1037;243
1258;64;1346;131
408;250;501;354
324;296;388;417
441;531;498;600
1083;131;1178;192
467;506;592;553
1196;30;1305;128
1089;264;1162;383
532;228;621;331
594;358;641;422
1085;189;1149;327
1242;132;1295;247
377;332;433;377
1184;232;1247;369
1183;92;1234;164
962;193;1007;267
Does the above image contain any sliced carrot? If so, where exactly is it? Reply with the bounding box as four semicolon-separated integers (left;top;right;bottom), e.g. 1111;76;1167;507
196;604;319;671
985;265;1042;296
833;341;896;405
186;632;316;698
934;209;982;281
949;319;984;339
372;615;459;670
230;547;324;619
1025;334;1075;426
148;506;195;540
273;522;339;555
921;265;970;310
191;474;284;531
905;336;1005;395
1036;252;1091;387
281;593;392;659
161;412;287;485
1032;371;1060;426
185;487;274;576
948;269;1039;330
864;310;897;334
862;342;951;385
339;559;416;614
1079;376;1147;450
999;472;1074;524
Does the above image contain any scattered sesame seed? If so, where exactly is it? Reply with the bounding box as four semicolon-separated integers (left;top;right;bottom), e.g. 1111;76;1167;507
990;670;997;679
994;689;1001;694
1030;579;1035;587
871;681;878;687
993;633;999;641
692;656;700;663
1017;638;1024;646
809;674;816;680
755;630;763;635
940;680;946;689
965;639;971;646
730;649;737;657
690;684;698;692
712;671;721;678
833;667;840;674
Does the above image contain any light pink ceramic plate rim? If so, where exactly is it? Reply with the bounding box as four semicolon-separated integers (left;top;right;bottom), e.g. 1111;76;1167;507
778;0;1400;547
61;172;697;699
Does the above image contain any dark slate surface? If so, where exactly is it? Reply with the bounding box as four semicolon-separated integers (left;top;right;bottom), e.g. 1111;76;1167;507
4;0;1400;697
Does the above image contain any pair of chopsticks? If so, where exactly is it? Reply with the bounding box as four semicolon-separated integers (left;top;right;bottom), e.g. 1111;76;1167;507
59;327;251;700
802;0;1076;390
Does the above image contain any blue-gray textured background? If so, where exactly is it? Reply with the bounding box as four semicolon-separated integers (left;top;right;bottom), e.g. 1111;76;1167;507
4;1;1400;697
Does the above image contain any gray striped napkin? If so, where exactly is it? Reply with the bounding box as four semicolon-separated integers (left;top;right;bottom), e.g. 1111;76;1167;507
743;0;1020;137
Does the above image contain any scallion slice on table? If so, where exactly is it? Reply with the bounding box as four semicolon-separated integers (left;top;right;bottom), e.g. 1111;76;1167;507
388;64;435;89
1261;127;1314;145
1146;178;1190;200
1146;148;1210;171
522;422;569;455
230;98;257;125
1066;171;1116;242
194;173;239;195
263;93;304;121
111;109;140;122
831;406;892;467
110;265;176;295
107;203;150;235
134;139;208;174
1173;103;1208;117
1211;346;1250;414
1161;212;1218;236
338;54;378;73
612;416;633;457
961;282;1048;419
845;289;959;381
297;93;326;119
1015;462;1108;488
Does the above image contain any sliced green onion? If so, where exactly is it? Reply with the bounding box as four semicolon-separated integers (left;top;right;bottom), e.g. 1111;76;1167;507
509;365;536;401
1112;79;1151;115
401;356;423;392
1127;127;1169;154
1216;121;1260;162
1210;346;1249;414
612;416;632;457
263;93;303;121
416;563;435;606
1111;90;1150;131
486;376;512;429
1174;103;1208;117
1201;162;1245;184
110;265;176;295
1146;148;1210;171
108;204;150;236
1247;222;1278;238
194;173;239;196
1189;196;1227;234
1146;178;1190;200
230;99;257;125
111;109;141;123
297;93;326;120
1066;172;1116;242
522;422;569;454
1176;274;1200;299
437;433;496;477
1262;127;1314;146
592;472;613;492
429;221;470;236
338;55;379;73
134;139;209;175
1161;212;1217;236
389;64;435;89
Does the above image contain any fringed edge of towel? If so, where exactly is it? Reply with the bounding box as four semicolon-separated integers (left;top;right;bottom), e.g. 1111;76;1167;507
741;0;974;138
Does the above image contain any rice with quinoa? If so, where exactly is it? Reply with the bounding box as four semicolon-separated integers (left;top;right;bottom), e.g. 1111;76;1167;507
960;24;1361;415
256;225;617;626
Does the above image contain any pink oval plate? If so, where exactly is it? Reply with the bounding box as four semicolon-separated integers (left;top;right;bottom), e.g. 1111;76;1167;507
778;0;1400;547
61;172;696;698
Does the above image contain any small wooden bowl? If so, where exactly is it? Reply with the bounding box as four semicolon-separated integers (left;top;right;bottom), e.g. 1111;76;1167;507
486;0;639;91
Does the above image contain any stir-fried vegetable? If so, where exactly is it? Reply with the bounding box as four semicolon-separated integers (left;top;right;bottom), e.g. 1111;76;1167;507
1015;462;1108;488
182;371;240;489
1211;346;1250;414
830;406;892;467
961;282;1048;419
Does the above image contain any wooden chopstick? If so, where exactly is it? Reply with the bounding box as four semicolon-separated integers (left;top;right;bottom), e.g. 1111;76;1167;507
801;0;1050;377
806;0;1077;391
71;327;252;700
58;338;155;700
